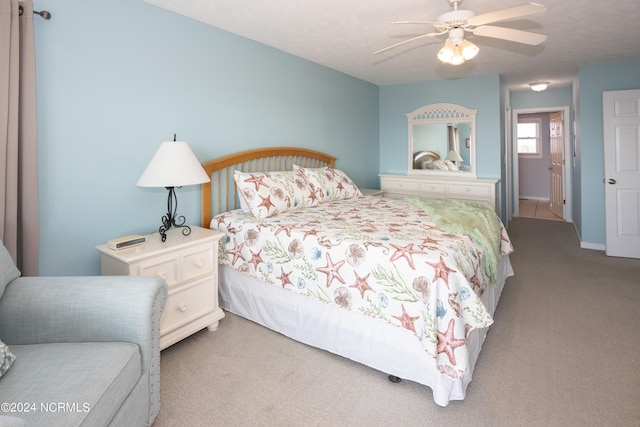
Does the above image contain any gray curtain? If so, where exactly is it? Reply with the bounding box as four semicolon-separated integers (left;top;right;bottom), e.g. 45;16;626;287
0;0;39;275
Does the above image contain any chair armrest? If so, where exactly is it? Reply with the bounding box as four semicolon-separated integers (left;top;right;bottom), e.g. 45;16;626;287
0;276;168;424
0;276;167;372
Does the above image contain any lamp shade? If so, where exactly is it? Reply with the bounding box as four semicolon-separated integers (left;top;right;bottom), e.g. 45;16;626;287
137;140;210;188
445;150;463;162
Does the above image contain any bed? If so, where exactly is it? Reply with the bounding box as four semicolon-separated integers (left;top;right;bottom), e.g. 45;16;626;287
201;147;514;407
413;150;458;171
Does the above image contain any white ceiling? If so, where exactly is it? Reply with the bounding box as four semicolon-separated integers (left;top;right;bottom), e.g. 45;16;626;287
143;0;640;90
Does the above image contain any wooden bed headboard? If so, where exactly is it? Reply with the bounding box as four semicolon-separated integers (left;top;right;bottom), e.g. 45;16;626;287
200;146;336;228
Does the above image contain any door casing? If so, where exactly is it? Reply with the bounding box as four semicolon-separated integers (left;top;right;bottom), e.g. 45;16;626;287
509;106;572;222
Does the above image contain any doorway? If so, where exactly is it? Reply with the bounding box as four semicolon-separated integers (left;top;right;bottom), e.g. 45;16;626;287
509;106;572;222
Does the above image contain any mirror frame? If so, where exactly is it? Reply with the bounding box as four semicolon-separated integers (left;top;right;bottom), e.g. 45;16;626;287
407;103;477;177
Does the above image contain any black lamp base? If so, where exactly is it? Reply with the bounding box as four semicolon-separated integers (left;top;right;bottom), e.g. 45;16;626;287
159;187;191;242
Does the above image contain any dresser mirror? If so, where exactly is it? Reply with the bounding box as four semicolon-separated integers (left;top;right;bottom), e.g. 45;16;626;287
407;103;477;177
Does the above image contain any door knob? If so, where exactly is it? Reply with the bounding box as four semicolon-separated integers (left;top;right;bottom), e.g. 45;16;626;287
608;178;617;184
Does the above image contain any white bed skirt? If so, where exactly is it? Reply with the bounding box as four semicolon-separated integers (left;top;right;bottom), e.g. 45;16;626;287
218;255;514;407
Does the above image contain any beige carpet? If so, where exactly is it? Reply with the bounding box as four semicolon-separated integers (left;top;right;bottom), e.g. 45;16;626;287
155;218;640;426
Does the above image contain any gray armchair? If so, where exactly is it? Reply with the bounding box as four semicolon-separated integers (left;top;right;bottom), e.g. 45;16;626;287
0;242;167;427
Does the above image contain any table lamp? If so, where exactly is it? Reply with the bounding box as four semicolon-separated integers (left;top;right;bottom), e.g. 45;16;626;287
137;135;210;242
445;150;464;169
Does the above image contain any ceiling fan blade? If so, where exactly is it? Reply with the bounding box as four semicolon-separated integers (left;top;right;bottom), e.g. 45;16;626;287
373;31;444;55
467;2;546;27
473;25;547;45
393;21;439;25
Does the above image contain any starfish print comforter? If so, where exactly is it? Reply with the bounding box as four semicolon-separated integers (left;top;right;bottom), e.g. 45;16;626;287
212;195;514;379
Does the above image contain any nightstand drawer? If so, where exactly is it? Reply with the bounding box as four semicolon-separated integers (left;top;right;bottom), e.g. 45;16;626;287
97;226;225;349
138;254;179;286
161;277;215;334
181;245;214;282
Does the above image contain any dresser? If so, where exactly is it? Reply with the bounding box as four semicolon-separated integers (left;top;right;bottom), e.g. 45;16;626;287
96;226;224;349
379;174;499;212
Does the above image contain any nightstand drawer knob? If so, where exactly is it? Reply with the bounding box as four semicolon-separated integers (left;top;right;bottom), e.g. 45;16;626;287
157;271;167;279
178;303;188;312
194;259;205;268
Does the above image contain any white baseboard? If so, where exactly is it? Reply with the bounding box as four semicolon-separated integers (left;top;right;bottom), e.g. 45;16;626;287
519;196;550;202
580;241;606;251
572;222;606;251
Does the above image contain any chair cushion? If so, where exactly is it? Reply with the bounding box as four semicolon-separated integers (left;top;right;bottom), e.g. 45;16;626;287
0;241;20;300
0;342;141;427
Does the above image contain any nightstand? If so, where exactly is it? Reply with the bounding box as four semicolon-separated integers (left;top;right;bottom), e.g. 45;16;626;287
96;226;224;349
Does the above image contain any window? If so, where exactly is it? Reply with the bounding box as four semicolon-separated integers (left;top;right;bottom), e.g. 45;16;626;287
517;118;542;158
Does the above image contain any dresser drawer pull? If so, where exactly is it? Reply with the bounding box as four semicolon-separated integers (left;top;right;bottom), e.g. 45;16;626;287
465;187;471;192
156;271;167;279
178;303;188;312
193;259;205;268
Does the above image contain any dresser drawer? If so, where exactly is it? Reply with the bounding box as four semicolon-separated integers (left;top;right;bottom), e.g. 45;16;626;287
419;182;446;193
448;183;492;197
138;254;179;286
181;245;214;282
378;175;499;214
382;179;419;192
161;277;215;334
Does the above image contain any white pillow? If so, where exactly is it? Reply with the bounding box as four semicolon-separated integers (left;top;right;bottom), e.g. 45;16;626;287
234;170;320;218
293;165;362;202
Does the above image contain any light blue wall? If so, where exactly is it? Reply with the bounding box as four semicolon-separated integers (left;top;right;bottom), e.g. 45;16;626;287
577;59;640;246
510;87;573;111
378;74;504;219
34;0;379;276
511;61;640;247
379;74;502;178
30;1;640;275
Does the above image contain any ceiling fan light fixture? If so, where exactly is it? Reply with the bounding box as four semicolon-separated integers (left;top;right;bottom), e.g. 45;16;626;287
459;39;479;60
437;38;477;65
448;27;465;45
450;50;465;65
529;82;549;92
437;39;456;63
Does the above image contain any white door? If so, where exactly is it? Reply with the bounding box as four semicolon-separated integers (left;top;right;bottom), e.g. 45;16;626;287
603;89;640;259
549;112;564;219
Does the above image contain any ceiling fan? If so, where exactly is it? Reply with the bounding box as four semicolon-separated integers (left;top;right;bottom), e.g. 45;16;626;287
374;1;547;65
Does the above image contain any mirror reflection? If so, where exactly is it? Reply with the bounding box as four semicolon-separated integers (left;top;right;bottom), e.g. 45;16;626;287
412;123;471;171
407;103;477;176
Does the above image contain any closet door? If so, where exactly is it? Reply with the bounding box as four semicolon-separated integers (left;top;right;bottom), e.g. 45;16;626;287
603;89;640;258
